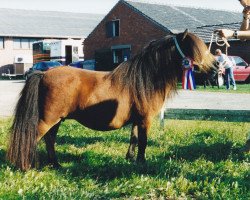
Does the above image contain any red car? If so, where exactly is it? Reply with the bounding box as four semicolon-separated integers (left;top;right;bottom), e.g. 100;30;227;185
228;56;250;82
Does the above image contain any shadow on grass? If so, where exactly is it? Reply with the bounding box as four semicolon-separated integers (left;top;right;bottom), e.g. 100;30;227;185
38;149;182;181
36;132;246;182
164;132;245;162
56;133;160;148
56;135;106;147
0;149;6;163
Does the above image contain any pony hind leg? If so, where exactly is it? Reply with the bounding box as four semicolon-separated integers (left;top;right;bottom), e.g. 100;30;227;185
136;125;148;163
36;117;62;168
43;122;61;168
126;124;138;161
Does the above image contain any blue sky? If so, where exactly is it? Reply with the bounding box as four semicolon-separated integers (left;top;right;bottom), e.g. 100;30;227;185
0;0;243;14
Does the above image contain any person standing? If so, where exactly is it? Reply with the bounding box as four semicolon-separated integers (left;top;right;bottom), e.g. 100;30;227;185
215;49;236;90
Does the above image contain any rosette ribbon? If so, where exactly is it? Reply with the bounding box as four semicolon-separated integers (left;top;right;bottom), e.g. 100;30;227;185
173;36;196;90
182;58;196;90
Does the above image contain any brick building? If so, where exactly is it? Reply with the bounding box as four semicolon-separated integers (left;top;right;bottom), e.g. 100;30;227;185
84;0;244;71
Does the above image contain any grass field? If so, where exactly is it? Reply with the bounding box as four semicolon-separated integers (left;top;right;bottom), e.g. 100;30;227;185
179;83;250;94
195;83;250;94
0;118;249;199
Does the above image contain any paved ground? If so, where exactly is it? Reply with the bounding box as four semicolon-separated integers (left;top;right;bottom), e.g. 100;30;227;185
0;80;250;117
165;90;250;111
0;80;25;117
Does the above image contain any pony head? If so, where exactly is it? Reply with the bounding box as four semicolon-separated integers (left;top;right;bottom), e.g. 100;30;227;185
175;29;216;73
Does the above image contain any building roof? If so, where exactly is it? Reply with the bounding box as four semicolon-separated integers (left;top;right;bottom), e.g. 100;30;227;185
0;8;103;39
194;23;241;43
123;0;242;33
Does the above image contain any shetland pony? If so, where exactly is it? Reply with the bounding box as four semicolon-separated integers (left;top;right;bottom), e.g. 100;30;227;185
7;30;215;171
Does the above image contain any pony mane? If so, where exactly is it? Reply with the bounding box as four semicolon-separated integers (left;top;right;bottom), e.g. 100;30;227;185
106;32;214;109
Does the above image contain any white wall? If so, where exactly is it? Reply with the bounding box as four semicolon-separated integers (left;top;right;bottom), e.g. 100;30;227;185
0;37;33;67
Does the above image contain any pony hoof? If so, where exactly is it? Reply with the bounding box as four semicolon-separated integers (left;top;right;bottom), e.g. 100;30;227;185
126;156;136;163
136;157;146;164
126;154;136;162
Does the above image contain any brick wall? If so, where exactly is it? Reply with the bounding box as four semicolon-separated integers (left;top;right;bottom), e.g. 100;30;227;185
228;40;250;64
84;1;168;60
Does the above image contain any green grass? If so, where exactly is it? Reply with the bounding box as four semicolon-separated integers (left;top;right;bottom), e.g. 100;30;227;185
177;83;250;94
0;118;249;199
195;83;250;94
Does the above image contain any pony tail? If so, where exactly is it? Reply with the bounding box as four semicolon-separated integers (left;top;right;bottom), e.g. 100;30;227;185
7;72;44;171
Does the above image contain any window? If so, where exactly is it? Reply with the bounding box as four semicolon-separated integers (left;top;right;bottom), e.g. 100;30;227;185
229;56;248;67
33;42;43;54
113;49;122;64
112;47;130;64
0;38;4;49
234;56;247;66
73;46;78;54
21;38;29;49
106;20;120;38
13;38;22;49
13;38;38;49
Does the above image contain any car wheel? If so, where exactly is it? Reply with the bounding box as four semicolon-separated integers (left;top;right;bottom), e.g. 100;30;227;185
218;75;224;87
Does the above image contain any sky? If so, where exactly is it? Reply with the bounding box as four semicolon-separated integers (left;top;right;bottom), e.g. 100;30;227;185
0;0;243;14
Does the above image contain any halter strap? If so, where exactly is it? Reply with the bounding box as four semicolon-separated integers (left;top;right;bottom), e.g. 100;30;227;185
173;36;185;58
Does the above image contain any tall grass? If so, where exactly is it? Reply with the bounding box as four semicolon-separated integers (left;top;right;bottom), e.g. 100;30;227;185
0;118;249;199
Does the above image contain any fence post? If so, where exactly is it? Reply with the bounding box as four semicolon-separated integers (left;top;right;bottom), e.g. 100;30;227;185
160;106;165;128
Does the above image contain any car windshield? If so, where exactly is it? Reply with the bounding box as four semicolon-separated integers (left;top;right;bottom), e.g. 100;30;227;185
229;56;247;67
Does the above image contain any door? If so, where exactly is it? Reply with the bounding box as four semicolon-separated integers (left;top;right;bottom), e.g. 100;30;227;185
65;45;72;65
95;48;113;71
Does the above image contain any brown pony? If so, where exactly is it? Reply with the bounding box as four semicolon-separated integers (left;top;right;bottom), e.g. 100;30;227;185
7;30;215;171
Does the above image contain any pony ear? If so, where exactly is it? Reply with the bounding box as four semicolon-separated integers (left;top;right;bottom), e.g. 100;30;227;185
182;29;188;40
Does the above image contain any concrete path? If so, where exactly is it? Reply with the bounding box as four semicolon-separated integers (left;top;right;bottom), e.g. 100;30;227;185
165;90;250;111
0;80;250;118
0;80;25;117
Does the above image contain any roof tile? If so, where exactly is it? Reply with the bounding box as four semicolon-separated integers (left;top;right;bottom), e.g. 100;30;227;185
124;0;242;33
0;8;103;38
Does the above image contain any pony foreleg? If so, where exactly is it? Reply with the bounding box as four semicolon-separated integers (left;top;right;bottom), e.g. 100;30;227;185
126;124;138;161
136;124;149;163
43;122;61;168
